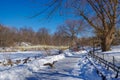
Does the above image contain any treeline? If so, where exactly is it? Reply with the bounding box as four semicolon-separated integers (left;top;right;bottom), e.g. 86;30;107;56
0;24;57;47
0;19;86;47
0;20;120;47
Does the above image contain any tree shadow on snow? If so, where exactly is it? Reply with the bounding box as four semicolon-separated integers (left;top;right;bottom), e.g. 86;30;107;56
66;54;85;58
26;71;82;80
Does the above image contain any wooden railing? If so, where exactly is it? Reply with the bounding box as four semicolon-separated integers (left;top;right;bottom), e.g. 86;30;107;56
88;51;120;78
86;55;106;80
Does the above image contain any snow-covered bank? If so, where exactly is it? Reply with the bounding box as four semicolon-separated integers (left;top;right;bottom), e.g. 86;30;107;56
0;54;65;80
64;49;87;56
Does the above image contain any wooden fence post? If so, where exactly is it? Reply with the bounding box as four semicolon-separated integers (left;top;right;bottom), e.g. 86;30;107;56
103;54;104;60
113;56;115;66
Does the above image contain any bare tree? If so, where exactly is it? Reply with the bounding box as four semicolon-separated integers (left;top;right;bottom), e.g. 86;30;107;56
52;27;70;46
18;27;36;44
0;24;17;47
36;27;51;45
57;19;84;46
112;28;120;45
34;0;120;51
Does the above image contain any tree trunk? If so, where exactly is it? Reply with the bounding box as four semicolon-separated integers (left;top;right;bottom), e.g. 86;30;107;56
101;29;115;52
101;37;112;51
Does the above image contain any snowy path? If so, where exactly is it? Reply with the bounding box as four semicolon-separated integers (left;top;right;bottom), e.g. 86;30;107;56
26;54;102;80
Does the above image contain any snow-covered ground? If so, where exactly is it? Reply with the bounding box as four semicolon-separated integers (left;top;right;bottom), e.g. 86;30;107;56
0;48;119;80
0;51;65;80
0;49;60;61
96;46;120;67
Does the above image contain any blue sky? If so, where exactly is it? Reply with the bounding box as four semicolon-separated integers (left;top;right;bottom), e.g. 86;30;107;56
0;0;74;33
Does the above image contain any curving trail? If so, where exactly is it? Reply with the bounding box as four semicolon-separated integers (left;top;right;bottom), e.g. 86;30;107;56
26;53;101;80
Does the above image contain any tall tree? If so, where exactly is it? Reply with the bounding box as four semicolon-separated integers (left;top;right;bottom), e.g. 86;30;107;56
52;26;70;46
35;0;120;51
57;19;84;46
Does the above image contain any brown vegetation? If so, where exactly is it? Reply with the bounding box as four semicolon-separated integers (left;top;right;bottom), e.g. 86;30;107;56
0;18;85;48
